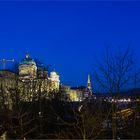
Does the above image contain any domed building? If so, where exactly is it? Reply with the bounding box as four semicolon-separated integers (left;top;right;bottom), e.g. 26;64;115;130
19;53;37;81
18;53;60;93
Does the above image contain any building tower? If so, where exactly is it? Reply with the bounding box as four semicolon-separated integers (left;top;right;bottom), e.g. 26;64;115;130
19;53;37;81
87;74;92;95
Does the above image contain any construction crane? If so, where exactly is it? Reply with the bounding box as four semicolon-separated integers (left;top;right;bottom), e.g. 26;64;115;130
0;58;15;70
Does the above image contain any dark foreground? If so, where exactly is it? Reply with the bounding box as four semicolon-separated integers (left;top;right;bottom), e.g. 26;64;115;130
0;97;140;139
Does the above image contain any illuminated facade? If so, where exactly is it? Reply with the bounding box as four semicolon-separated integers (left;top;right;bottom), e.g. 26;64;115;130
19;54;60;93
19;54;37;81
0;54;61;108
0;71;18;109
60;85;91;102
49;71;60;92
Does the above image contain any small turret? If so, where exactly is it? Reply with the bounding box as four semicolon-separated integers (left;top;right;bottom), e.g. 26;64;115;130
49;70;60;92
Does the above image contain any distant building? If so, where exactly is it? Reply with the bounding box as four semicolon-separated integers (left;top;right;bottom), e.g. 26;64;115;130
60;75;93;102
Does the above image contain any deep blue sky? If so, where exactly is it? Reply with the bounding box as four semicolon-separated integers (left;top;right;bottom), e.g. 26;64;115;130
0;1;140;86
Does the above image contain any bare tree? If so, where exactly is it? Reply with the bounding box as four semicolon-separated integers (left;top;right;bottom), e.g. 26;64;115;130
93;47;135;95
46;99;111;139
92;47;139;139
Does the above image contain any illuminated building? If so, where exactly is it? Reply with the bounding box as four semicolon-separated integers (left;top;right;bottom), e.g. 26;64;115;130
60;75;93;102
19;53;37;81
18;54;60;93
0;70;18;109
60;85;82;102
0;53;61;108
0;53;92;108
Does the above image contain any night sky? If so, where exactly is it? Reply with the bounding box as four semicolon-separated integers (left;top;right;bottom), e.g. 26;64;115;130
0;1;140;86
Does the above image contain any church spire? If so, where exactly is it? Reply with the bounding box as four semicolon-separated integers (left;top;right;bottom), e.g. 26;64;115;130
87;74;92;95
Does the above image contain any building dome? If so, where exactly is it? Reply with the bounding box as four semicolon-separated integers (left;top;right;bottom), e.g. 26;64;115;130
50;71;57;77
49;70;60;92
19;54;37;80
19;54;36;66
50;70;60;80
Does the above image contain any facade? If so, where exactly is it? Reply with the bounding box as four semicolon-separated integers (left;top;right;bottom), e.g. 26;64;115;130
0;70;18;109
